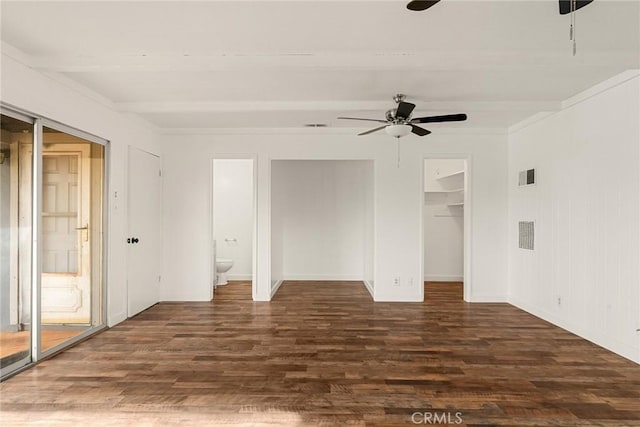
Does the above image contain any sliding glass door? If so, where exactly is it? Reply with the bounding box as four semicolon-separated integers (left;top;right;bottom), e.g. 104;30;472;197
0;112;33;375
39;126;105;353
0;108;107;378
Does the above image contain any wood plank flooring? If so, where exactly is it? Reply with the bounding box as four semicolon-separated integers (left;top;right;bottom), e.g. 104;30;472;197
1;328;86;359
1;281;639;426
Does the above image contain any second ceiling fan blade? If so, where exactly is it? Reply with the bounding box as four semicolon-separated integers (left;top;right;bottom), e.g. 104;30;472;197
338;117;388;123
395;102;416;119
406;0;441;11
358;125;387;136
410;125;431;136
411;113;467;124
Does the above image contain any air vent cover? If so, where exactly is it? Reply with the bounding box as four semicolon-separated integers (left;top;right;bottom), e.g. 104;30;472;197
519;169;535;186
519;221;535;250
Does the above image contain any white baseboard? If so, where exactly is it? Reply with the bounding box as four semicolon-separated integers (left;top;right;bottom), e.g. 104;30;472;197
466;295;508;303
509;296;639;364
228;274;252;281
424;275;463;282
283;274;363;281
363;280;374;299
271;280;283;299
107;311;127;327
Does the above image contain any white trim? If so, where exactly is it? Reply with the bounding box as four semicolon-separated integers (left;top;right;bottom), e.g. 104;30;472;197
270;280;283;299
510;71;640;134
107;311;127;328
227;274;252;281
159;127;507;136
468;295;508;303
508;111;556;134
31;119;43;361
363;280;374;299
509;296;639;364
282;275;364;281
561;70;640;110
424;275;463;282
1;42;34;67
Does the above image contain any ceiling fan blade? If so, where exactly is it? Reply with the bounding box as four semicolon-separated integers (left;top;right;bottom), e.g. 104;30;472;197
406;0;441;11
559;0;593;14
411;113;467;124
338;117;388;123
410;125;431;136
395;102;416;120
358;125;387;136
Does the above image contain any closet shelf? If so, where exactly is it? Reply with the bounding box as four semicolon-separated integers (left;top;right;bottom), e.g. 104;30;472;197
425;188;464;193
436;170;464;180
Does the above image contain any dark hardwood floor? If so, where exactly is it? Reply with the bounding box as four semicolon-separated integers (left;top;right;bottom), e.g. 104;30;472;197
1;281;639;426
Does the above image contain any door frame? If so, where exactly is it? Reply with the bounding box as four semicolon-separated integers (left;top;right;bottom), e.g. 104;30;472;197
126;145;162;316
34;143;92;324
420;154;472;302
210;155;258;300
38;118;109;359
0;103;109;379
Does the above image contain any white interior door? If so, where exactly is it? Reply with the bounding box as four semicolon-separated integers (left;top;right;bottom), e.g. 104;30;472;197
20;143;92;324
127;146;161;317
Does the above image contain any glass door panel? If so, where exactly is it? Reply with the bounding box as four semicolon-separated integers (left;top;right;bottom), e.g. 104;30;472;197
0;113;33;376
40;127;104;353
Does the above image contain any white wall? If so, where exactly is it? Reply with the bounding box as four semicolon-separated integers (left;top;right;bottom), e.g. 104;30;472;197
362;161;375;293
270;163;284;291
212;159;253;280
271;160;373;282
0;54;162;326
160;130;508;303
508;72;640;363
424;159;464;281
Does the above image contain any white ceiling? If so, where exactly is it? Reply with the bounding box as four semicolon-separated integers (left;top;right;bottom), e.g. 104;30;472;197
1;0;639;130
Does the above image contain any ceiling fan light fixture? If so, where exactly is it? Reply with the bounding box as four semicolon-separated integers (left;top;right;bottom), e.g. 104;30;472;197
385;124;412;138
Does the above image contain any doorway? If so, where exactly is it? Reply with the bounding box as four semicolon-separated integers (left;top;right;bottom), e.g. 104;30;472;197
211;158;256;300
423;158;469;301
270;160;375;299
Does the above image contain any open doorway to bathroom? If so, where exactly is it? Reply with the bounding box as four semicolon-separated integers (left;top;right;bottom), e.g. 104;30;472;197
270;160;375;300
211;158;256;301
423;158;469;302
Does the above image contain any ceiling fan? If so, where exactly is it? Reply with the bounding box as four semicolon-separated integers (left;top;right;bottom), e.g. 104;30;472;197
338;94;467;138
406;0;441;11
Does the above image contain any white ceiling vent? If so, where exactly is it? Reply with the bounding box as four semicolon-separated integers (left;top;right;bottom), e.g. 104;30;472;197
519;221;535;250
519;169;535;186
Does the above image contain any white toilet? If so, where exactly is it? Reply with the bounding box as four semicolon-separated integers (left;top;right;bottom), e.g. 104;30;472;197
215;259;234;286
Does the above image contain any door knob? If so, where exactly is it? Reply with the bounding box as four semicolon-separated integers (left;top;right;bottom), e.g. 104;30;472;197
132;237;139;244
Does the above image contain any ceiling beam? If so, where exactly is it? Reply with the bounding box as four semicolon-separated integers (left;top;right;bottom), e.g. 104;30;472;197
116;100;561;114
28;51;639;73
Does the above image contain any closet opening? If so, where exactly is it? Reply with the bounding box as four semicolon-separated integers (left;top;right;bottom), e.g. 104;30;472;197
423;158;469;302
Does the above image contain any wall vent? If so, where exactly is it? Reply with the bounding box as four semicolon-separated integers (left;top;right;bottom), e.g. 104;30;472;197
518;168;535;186
519;221;535;250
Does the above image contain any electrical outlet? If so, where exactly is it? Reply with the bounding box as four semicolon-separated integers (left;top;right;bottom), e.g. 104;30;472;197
557;297;562;306
393;277;400;287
